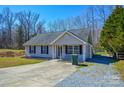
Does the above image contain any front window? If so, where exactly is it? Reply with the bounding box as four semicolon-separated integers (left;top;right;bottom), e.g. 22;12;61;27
29;46;36;54
74;46;80;54
67;46;73;54
66;45;81;54
41;46;48;54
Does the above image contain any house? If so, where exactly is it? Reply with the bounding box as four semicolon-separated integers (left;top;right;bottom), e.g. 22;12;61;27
23;29;93;62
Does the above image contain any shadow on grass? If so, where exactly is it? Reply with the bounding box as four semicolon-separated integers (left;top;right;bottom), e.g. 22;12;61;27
21;56;51;60
77;64;88;67
109;59;118;63
86;55;116;65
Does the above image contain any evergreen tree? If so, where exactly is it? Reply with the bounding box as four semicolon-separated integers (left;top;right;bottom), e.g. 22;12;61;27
100;6;124;57
16;25;24;49
87;30;93;45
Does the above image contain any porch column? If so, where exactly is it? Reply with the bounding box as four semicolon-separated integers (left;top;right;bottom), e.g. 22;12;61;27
60;45;62;59
52;45;55;59
62;45;64;59
55;45;56;58
83;44;86;61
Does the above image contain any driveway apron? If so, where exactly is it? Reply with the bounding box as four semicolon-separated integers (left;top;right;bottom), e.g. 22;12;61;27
0;60;76;87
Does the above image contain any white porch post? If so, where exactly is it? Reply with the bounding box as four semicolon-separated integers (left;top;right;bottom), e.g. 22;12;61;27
52;45;55;59
62;45;64;59
55;45;56;58
83;44;86;61
60;45;62;59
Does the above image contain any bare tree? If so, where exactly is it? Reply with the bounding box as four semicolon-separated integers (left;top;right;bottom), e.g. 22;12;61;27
95;5;114;24
84;6;100;46
17;11;40;41
47;15;87;32
72;16;86;29
55;19;67;31
48;19;67;32
36;21;46;34
2;8;16;48
0;13;3;48
95;5;107;23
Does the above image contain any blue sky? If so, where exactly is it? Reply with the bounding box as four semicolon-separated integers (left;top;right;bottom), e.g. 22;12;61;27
0;5;89;22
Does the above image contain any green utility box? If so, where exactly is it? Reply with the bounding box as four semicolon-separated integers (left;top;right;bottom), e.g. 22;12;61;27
71;54;78;65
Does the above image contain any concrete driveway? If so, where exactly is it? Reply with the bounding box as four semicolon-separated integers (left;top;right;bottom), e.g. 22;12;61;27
0;60;76;87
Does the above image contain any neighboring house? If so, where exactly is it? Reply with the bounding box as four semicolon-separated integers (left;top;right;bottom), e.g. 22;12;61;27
23;29;93;62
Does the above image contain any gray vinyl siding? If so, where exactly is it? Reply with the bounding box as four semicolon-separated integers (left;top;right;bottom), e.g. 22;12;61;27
54;33;83;45
85;44;92;59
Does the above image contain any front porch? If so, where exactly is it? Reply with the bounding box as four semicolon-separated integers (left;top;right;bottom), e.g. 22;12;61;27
51;45;86;62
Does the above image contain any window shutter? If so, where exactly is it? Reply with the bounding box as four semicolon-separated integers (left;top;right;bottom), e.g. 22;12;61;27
41;46;43;54
80;45;82;54
65;45;67;54
47;46;48;54
29;46;31;53
34;46;36;54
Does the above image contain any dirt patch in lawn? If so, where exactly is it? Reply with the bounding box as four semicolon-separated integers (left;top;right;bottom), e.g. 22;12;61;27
0;57;46;68
0;49;24;57
0;49;47;68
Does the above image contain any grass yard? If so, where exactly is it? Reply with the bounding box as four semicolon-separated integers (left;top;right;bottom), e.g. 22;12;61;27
0;49;46;68
96;51;110;56
114;60;124;80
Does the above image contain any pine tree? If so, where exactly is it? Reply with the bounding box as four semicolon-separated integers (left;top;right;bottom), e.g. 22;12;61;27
100;6;124;57
16;25;24;49
87;30;93;45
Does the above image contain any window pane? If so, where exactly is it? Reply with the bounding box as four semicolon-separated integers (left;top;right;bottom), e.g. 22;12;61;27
66;45;80;54
67;46;73;54
74;46;80;54
41;46;48;54
30;46;35;54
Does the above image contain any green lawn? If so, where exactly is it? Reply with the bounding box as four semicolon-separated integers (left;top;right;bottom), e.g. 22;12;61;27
0;49;46;68
114;60;124;80
95;51;110;56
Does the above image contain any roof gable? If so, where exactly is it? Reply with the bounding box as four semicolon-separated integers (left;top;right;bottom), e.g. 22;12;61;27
52;31;86;45
50;31;86;45
23;29;89;46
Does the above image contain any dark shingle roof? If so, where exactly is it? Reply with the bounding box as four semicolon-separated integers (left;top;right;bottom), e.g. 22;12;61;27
23;29;89;46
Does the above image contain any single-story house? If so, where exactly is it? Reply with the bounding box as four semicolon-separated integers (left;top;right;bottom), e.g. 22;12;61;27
23;29;93;62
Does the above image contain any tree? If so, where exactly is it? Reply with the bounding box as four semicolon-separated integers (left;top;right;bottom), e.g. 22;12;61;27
36;21;46;34
17;11;39;41
87;30;93;45
16;25;24;49
85;6;98;45
100;6;124;57
2;8;16;48
96;5;115;24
